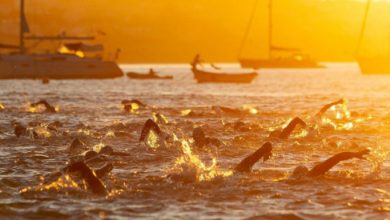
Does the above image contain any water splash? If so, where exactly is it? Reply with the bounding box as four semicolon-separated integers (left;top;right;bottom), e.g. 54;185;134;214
105;130;115;138
145;130;161;149
181;109;192;117
93;143;106;153
33;126;52;138
366;145;389;174
242;105;258;115
168;140;232;183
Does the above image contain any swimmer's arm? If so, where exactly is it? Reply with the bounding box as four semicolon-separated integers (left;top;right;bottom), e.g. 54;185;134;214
139;119;161;142
279;117;306;139
316;99;344;116
94;163;113;178
235;143;272;173
307;149;369;177
82;169;107;195
65;162;107;195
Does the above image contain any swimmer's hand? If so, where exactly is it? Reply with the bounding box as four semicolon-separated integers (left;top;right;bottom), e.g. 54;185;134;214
336;98;346;105
354;148;370;159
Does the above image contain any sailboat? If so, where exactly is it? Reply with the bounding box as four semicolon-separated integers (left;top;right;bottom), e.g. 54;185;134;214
238;0;323;69
0;0;123;79
356;0;390;74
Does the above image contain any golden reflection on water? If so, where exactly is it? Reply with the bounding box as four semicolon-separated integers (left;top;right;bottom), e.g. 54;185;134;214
170;140;232;182
20;175;81;194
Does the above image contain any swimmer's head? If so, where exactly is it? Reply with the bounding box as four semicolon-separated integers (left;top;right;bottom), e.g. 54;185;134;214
100;145;114;155
84;150;99;160
292;165;309;178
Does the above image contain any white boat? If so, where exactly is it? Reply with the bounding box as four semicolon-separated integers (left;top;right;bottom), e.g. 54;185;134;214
0;0;123;79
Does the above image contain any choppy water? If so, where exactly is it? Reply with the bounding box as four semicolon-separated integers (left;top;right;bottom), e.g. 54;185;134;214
0;63;389;219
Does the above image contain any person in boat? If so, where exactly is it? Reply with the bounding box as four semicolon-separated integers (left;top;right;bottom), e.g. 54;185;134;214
30;99;57;113
191;54;202;69
234;142;370;178
148;68;157;77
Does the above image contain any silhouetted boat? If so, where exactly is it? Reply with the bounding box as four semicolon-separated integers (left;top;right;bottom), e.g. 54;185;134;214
191;55;257;83
356;0;390;74
238;0;322;69
0;0;123;79
357;57;390;74
240;53;323;69
127;69;173;80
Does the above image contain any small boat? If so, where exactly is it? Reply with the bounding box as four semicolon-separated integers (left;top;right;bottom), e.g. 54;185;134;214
126;69;173;80
191;55;258;84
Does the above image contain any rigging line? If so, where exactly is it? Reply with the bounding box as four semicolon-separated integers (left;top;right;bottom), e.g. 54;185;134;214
355;0;372;56
238;0;260;59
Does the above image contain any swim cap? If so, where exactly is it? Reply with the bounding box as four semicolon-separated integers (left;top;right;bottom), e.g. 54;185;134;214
293;165;309;178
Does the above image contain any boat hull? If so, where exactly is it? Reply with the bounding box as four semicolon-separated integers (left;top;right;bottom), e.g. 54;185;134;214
126;72;173;80
239;58;323;69
357;57;390;74
0;54;123;79
192;68;257;83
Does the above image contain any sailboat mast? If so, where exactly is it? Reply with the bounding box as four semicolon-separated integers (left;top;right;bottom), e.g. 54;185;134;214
356;0;372;56
268;0;273;59
19;0;25;54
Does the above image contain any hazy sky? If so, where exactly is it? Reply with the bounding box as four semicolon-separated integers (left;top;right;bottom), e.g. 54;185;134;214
0;0;389;63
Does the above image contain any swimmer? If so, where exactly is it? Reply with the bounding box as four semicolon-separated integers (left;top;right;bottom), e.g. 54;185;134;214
13;122;39;139
292;149;370;178
30;100;57;113
193;127;221;148
63;161;107;195
212;106;242;116
234;142;273;172
69;138;87;155
94;145;130;157
153;113;169;125
14;123;27;138
94;162;114;178
269;117;307;139
121;99;146;112
139;119;170;148
139;119;162;142
316;98;345;118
